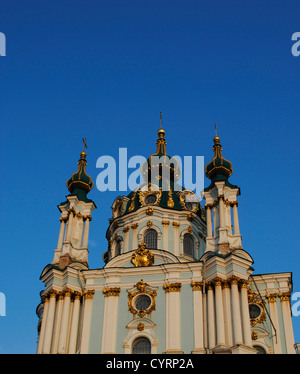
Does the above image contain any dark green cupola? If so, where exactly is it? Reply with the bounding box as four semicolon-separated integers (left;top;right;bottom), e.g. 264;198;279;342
66;147;94;203
205;135;233;182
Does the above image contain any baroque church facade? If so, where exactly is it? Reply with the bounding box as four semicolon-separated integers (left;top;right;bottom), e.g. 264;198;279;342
36;126;296;354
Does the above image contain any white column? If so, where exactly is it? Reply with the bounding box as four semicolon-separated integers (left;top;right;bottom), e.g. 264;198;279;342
232;203;240;236
68;292;82;354
222;281;233;346
205;206;213;237
207;282;216;349
219;197;225;228
173;223;180;256
101;288;120;353
57;289;72;354
214;279;226;346
240;281;252;347
266;293;281;353
36;296;49;354
80;290;95;354
65;210;74;242
82;217;90;248
280;293;295;354
123;227;129;252
230;278;243;345
57;219;66;250
42;290;57;354
164;283;182;353
131;224;138;249
51;293;64;353
162;221;169;251
192;282;205;353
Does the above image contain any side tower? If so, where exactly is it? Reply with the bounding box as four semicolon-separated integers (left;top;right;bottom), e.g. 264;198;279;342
36;144;96;354
203;133;242;254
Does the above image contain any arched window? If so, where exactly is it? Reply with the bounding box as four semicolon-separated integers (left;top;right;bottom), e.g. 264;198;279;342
144;229;157;249
115;241;121;256
132;337;151;354
253;345;266;354
183;233;194;257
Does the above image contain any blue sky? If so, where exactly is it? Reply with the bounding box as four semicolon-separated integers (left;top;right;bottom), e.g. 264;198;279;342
1;0;300;353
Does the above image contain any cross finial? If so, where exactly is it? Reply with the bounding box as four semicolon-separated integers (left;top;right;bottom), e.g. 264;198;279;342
214;122;218;137
82;138;88;152
160;111;163;129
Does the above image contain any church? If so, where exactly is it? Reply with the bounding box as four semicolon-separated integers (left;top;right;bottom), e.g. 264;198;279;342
36;123;296;354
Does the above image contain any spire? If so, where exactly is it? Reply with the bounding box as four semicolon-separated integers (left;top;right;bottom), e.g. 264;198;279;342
66;139;94;202
205;124;233;182
155;111;167;156
141;113;181;185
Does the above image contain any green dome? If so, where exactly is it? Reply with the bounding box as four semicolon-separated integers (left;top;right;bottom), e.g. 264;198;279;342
66;151;94;202
205;136;233;182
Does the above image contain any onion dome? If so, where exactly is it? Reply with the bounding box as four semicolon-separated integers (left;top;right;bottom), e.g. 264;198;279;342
205;135;233;182
140;127;181;187
66;147;94;203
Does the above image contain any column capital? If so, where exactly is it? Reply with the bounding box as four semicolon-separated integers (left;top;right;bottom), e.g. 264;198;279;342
278;292;291;302
83;289;95;299
103;287;121;297
266;293;278;303
163;283;181;293
191;281;203;291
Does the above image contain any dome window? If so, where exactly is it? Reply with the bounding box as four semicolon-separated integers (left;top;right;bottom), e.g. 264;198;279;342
144;229;157;249
183;233;194;257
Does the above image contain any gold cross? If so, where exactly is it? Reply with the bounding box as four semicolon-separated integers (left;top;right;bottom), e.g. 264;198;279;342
82;138;88;152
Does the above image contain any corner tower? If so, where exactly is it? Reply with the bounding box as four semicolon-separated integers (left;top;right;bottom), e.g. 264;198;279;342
203;132;242;254
52;142;96;269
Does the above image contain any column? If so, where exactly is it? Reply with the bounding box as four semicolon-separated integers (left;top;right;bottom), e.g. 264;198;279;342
218;196;225;228
172;222;180;256
82;216;91;248
123;226;130;252
57;218;66;250
232;203;240;236
51;293;64;353
279;292;295;354
214;278;226;346
222;281;233;346
207;282;216;349
240;281;252;347
36;295;49;354
65;209;74;242
266;293;281;353
131;223;138;249
57;289;72;354
230;277;243;345
80;290;95;354
101;288;121;353
68;292;82;354
164;283;182;353
191;282;205;353
42;290;57;354
205;206;213;237
162;221;169;251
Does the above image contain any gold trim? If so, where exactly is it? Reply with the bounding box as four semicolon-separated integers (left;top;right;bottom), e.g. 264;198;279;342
191;281;203;291
131;243;154;267
128;280;157;318
163;283;181;293
103;287;121;297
